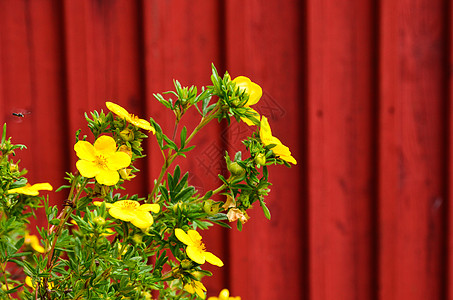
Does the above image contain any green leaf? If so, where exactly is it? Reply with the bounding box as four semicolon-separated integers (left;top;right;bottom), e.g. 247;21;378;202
49;219;61;226
180;126;187;148
259;198;271;220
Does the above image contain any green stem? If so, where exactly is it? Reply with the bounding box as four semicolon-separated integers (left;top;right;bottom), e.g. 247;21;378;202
149;107;220;202
45;177;88;273
1;263;12;299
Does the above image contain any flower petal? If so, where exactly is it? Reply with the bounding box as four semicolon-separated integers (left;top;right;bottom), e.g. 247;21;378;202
186;245;206;265
175;228;193;246
187;230;202;243
131;118;156;133
240;107;260;126
247;81;263;106
94;135;117;154
233;76;262;106
109;206;136;222
8;185;38;196
259;116;273;144
106;152;131;171
76;160;100;178
278;153;298;165
130;211;154;229
30;183;53;192
113;200;140;209
95;169;120;186
204;251;224;267
93;201;114;208
106;101;130;120
184;283;195;294
139;203;160;213
193;281;207;299
74;141;96;161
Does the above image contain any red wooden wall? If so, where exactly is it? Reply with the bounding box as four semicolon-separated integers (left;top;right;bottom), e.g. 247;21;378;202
0;0;451;299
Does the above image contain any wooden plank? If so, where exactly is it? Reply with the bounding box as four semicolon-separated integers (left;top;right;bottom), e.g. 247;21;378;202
306;0;375;299
379;0;447;299
225;1;304;299
62;0;146;195
141;0;226;295
0;0;66;205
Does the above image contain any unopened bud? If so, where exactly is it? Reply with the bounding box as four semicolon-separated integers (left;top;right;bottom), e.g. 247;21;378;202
93;216;106;227
132;234;143;244
120;128;134;141
227;162;245;177
254;153;266;167
181;259;192;269
9;163;19;173
203;199;220;215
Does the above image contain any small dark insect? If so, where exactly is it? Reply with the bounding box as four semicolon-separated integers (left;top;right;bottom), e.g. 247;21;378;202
12;112;25;117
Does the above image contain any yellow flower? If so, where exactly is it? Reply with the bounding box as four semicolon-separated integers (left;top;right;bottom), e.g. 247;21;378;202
24;234;45;253
95;200;160;229
208;289;241;300
232;76;262;126
175;228;223;267
184;280;207;299
259;116;297;165
106;101;155;133
7;183;52;196
25;277;54;290
74;135;131;186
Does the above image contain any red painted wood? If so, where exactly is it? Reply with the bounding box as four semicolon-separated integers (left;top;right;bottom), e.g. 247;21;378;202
62;0;146;196
306;1;375;299
379;0;447;299
0;0;66;205
225;1;304;299
0;1;451;299
141;0;227;295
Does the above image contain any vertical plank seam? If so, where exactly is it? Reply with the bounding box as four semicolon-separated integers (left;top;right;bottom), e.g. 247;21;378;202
370;0;381;299
443;0;451;298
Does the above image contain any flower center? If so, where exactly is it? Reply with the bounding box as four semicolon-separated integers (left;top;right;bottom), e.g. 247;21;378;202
95;154;109;169
130;114;140;122
196;240;206;251
117;200;140;210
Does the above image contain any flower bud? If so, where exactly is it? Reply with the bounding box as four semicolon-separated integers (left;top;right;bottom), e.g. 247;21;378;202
9;163;18;173
227;162;245;177
203;199;220;215
141;291;152;300
181;259;192;269
93;216;106;227
120;128;134;141
219;289;230;300
119;168;135;180
254;153;266;167
132;234;143;244
238;194;250;208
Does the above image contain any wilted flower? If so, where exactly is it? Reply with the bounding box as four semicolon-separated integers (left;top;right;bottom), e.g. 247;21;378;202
227;208;249;225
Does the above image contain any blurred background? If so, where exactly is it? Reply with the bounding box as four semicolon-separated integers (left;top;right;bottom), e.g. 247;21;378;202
0;0;451;299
